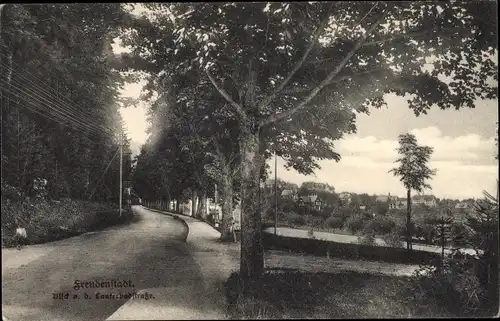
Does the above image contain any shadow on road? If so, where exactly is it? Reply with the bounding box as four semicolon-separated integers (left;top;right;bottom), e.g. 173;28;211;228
2;206;203;321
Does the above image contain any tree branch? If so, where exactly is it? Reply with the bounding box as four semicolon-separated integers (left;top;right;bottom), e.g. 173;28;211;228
362;29;434;47
205;69;247;122
259;10;388;128
256;12;331;111
281;66;386;95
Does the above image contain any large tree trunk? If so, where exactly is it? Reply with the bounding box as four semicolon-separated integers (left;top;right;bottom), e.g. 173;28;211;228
220;169;234;242
200;190;208;219
191;190;197;217
239;132;265;284
175;199;180;213
406;189;412;251
195;190;203;218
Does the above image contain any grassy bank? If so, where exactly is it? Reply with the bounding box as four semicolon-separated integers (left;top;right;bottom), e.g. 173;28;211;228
1;197;136;247
224;269;482;319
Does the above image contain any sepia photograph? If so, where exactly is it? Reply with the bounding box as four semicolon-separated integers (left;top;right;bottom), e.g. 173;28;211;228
1;2;498;320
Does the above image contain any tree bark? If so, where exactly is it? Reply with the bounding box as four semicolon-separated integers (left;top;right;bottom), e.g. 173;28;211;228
200;190;207;219
406;189;412;252
239;131;265;284
195;190;203;217
191;190;197;216
220;169;234;241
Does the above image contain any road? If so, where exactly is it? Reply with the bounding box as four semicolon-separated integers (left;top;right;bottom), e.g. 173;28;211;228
2;206;202;321
264;227;478;256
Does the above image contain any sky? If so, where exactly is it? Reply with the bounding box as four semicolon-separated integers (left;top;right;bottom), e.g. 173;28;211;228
118;82;498;200
115;5;498;201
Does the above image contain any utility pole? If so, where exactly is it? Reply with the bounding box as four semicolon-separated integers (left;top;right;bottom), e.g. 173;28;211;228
214;183;218;223
119;133;123;217
274;152;278;235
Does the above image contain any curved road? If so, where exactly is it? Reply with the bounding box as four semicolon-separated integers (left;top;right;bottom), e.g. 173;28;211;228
2;206;201;321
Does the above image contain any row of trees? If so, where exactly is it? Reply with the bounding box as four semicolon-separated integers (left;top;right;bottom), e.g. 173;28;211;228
1;4;133;204
121;2;497;284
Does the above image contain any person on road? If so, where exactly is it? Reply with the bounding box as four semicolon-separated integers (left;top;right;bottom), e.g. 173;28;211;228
229;217;237;242
14;222;27;250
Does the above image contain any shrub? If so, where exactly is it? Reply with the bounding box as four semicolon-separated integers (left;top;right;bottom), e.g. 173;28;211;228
324;216;345;229
1;197;118;247
309;215;325;228
449;222;471;247
363;215;396;235
414;222;436;244
382;231;404;248
345;215;365;235
285;212;306;227
357;232;375;245
410;252;485;316
318;207;331;218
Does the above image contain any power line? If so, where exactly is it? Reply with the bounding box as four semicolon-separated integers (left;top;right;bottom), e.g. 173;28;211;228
1;92;112;146
0;56;118;128
0;60;114;135
0;50;123;121
87;148;120;200
1;78;107;137
0;79;107;137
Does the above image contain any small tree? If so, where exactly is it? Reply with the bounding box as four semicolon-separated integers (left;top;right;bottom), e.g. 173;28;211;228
466;186;499;313
389;133;436;253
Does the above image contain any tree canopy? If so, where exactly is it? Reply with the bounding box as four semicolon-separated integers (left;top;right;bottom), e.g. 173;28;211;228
119;1;498;281
1;4;133;202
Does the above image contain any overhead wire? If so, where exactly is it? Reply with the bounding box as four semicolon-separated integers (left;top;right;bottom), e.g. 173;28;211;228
1;91;112;147
0;46;126;122
0;78;107;137
0;59;115;135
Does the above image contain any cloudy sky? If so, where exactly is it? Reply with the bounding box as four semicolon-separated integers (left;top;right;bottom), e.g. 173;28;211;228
268;96;498;200
116;5;498;201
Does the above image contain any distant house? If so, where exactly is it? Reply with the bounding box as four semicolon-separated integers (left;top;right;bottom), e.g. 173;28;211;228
391;198;407;210
338;192;351;205
297;195;323;211
281;189;298;200
376;193;406;210
412;195;438;207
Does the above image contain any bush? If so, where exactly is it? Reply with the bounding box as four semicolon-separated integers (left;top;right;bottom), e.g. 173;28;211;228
285;212;306;227
363;215;396;235
410;253;485;316
317;207;331;218
357;232;376;245
1;197;119;247
345;215;365;235
449;222;471;247
382;231;404;248
324;216;345;229
414;222;436;244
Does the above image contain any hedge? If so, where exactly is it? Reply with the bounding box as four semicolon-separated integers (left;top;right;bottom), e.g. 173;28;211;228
262;231;440;265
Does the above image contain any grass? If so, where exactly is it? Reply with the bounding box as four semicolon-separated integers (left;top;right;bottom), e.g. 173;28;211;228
224;269;458;319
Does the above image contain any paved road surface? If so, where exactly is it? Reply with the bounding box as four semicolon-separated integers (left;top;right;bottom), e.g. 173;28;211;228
2;206;199;321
